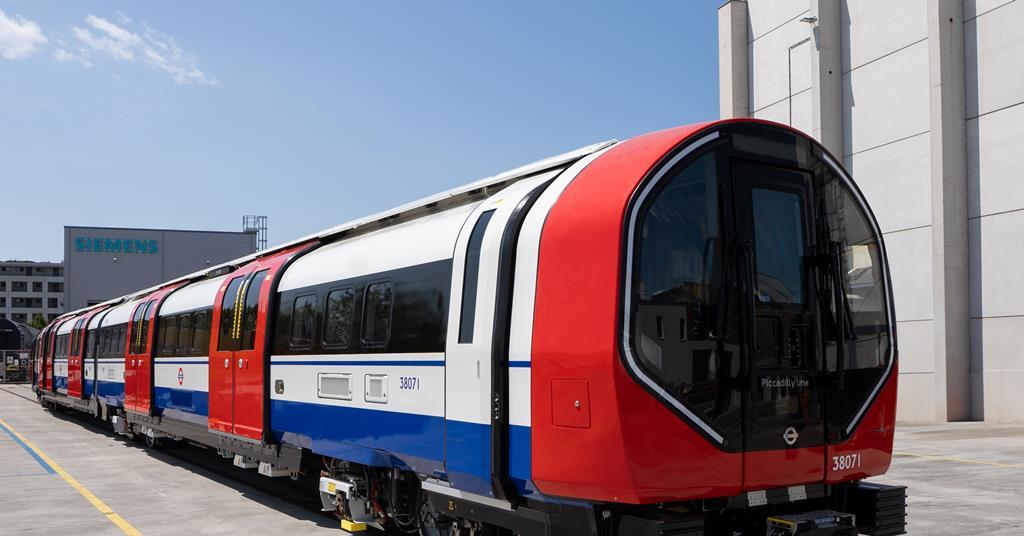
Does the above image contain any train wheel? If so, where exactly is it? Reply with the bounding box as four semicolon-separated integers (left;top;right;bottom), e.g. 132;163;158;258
144;434;162;450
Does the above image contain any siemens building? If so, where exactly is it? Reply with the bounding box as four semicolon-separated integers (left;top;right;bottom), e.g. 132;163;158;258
64;225;259;310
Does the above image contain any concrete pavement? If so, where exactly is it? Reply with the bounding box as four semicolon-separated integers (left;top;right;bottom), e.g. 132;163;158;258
2;382;1023;535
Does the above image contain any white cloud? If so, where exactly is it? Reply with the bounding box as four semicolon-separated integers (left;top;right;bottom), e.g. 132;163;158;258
0;8;47;60
72;14;216;85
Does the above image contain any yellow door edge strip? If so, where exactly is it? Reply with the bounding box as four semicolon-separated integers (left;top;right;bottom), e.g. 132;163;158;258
0;417;144;536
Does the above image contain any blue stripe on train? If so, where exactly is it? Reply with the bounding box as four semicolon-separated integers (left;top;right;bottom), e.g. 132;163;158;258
269;399;534;497
270;399;447;477
154;387;209;416
53;376;68;389
445;420;535;496
95;379;124;407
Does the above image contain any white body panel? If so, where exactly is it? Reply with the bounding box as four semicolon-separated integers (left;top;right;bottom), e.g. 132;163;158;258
154;356;209;393
504;149;613;427
161;275;228;315
102;297;146;327
279;202;476;293
54;358;68;394
87;310;107;329
97;358;125;385
56;318;75;335
443;172;558;428
269;354;445;418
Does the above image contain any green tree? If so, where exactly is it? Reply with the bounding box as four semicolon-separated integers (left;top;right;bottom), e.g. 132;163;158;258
29;313;47;329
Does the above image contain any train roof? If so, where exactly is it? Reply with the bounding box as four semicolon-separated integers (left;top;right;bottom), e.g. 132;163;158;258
51;138;618;323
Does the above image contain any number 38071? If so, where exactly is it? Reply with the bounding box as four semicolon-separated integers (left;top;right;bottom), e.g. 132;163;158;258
831;453;862;472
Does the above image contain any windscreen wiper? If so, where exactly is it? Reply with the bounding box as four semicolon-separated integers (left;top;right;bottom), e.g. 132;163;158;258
709;234;739;341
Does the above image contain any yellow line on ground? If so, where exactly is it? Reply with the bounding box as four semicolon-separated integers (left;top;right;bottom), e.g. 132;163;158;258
894;450;1024;469
0;417;143;535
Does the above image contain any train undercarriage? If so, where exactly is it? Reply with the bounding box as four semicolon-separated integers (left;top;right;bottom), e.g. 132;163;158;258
39;388;906;536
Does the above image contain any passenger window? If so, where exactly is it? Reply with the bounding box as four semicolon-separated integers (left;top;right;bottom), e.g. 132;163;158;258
241;271;268;351
458;210;495;344
161;315;179;357
362;282;393;347
218;276;246;351
323;288;354;348
116;326;125;355
289;294;317;349
192;311;211;355
87;329;97;358
178;314;193;355
101;328;111;357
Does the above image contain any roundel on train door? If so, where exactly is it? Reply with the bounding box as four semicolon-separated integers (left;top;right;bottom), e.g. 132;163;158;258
177;367;184;386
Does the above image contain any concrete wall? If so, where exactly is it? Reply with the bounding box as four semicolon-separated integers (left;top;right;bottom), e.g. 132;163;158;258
719;0;1024;421
64;227;257;310
747;0;814;133
964;0;1024;420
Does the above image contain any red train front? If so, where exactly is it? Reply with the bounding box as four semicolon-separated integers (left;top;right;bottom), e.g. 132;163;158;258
529;120;902;533
30;119;904;535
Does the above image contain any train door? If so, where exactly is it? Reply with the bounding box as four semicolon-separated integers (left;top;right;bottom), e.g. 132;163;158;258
83;308;112;399
215;269;269;439
66;318;87;398
125;299;155;412
210;245;308;441
34;326;49;391
44;320;64;392
730;161;826;489
126;287;183;414
443;171;559;498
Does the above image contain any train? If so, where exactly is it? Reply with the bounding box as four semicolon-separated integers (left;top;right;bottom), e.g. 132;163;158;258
32;119;906;536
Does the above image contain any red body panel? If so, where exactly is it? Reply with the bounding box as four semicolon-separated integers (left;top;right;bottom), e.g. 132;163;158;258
826;361;899;482
66;322;82;398
67;308;107;399
125;285;184;414
532;122;744;504
123;301;144;412
44;318;69;393
743;448;826;490
209;244;312;441
531;119;898;504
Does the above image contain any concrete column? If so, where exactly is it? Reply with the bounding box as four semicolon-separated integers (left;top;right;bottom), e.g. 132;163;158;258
718;0;749;118
809;0;844;157
927;0;970;421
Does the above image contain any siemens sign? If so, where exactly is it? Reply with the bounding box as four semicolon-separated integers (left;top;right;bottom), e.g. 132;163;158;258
73;237;159;254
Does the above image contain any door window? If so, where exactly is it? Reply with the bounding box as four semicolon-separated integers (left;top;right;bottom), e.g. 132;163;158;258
458;210;495;343
241;271;268;351
218;276;246;351
750;187;805;306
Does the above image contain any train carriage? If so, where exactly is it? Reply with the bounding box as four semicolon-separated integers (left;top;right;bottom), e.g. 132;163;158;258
33;119;906;536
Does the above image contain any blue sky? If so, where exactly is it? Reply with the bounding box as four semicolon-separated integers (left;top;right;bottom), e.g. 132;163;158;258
0;1;719;262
